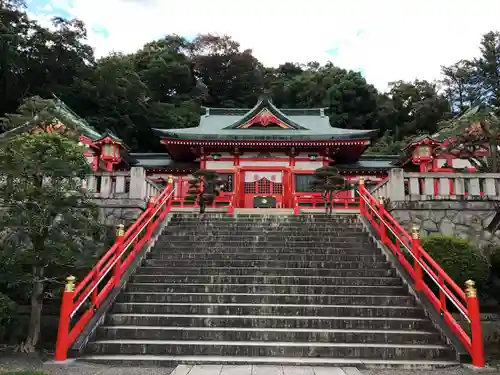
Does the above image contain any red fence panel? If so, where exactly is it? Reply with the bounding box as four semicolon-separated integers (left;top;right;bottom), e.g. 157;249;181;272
55;183;176;361
357;178;484;367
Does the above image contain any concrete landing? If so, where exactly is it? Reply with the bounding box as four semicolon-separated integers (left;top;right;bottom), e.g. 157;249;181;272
171;365;362;375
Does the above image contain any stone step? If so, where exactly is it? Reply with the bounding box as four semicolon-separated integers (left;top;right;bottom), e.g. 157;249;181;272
161;235;370;241
136;267;394;277
129;275;402;286
169;222;363;229
143;257;387;266
86;340;454;360
125;283;408;295
170;215;360;221
105;314;436;331
78;354;460;368
169;217;361;222
153;247;376;254
145;253;381;261
95;326;441;345
136;268;396;282
117;292;416;306
156;239;373;246
163;228;367;234
110;303;425;318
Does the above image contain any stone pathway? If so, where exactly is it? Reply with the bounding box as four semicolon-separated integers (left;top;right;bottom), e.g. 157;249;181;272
171;365;363;375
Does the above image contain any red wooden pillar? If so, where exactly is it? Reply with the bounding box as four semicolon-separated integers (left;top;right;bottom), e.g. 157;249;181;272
55;275;76;361
412;224;423;291
378;197;387;245
466;280;485;367
234;167;241;208
114;223;125;287
200;147;206;169
358;176;365;216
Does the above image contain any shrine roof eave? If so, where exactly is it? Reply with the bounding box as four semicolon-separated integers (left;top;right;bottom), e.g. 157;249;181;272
154;130;378;143
336;156;398;171
129;153;198;170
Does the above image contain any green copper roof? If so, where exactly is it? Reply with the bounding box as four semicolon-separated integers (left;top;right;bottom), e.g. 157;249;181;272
154;96;378;141
337;155;398;170
0;98;103;141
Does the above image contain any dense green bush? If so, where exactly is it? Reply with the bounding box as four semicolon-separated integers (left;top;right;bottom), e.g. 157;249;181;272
488;246;500;275
421;235;490;289
0;292;16;341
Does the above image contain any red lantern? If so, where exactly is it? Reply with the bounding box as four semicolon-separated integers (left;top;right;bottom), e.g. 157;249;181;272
101;142;121;163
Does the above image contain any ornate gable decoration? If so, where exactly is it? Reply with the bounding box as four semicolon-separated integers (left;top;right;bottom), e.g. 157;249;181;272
223;96;308;130
238;109;292;129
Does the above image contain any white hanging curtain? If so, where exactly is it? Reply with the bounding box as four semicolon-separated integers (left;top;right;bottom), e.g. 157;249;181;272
244;171;283;183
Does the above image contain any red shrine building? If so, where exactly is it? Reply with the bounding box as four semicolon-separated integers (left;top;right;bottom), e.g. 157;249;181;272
0;96;476;209
150;96;390;209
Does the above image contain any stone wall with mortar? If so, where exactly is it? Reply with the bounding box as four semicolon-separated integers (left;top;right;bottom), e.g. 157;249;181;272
390;200;500;249
93;198;147;227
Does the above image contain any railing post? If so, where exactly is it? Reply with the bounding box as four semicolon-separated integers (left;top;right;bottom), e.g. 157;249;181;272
55;275;76;361
412;224;423;291
378;196;387;245
145;197;156;239
358;177;365;216
113;224;124;288
466;280;485;367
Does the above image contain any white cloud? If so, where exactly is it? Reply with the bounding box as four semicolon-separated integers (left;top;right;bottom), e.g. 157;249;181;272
34;0;500;91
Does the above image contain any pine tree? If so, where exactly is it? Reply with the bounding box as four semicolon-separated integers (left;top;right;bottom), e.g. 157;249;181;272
0;132;105;352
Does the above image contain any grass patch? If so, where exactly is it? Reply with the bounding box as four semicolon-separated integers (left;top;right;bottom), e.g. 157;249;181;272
0;372;48;375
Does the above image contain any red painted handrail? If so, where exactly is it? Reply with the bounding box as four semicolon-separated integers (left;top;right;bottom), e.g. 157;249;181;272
54;183;176;361
294;194;359;211
358;179;485;367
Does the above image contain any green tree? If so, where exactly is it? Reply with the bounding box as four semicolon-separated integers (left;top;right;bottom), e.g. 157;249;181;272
475;31;500;112
436;105;500;172
312;166;350;215
186;170;222;214
441;60;480;114
389;80;451;139
0;132;105;352
189;34;264;108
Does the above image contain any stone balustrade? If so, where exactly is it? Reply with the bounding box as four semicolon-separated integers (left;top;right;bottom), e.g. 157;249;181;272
86;167;162;201
372;168;500;202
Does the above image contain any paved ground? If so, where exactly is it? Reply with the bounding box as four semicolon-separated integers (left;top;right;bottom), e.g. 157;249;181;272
1;356;500;375
170;365;363;375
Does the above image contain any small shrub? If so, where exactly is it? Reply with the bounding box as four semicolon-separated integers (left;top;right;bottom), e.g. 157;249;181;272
488;246;500;275
0;292;16;341
421;235;490;289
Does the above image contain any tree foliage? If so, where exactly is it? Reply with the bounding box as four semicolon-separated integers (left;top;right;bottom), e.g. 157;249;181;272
311;166;350;215
186;170;222;213
0;132;105;351
3;3;497;155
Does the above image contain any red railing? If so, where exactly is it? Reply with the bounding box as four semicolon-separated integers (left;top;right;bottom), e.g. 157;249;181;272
358;178;485;367
294;193;360;211
54;183;176;361
172;192;234;209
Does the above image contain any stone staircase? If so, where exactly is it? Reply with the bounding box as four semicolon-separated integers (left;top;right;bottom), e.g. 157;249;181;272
83;213;459;368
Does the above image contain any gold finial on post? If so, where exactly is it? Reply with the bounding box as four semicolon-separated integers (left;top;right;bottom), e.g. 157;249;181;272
148;196;155;205
167;175;174;185
465;280;477;298
116;223;125;237
65;275;76;292
379;196;385;206
411;224;420;240
359;176;365;185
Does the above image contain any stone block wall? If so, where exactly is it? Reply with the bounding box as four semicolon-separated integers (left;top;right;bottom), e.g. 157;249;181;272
93;198;147;227
390;200;500;249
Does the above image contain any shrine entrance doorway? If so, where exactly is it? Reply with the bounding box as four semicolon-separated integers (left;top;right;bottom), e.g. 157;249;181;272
242;171;284;208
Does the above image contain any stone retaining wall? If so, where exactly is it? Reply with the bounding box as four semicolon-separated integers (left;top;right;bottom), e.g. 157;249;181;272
390;200;500;249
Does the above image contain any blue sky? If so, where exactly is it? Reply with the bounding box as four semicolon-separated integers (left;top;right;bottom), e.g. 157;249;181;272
26;0;500;92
